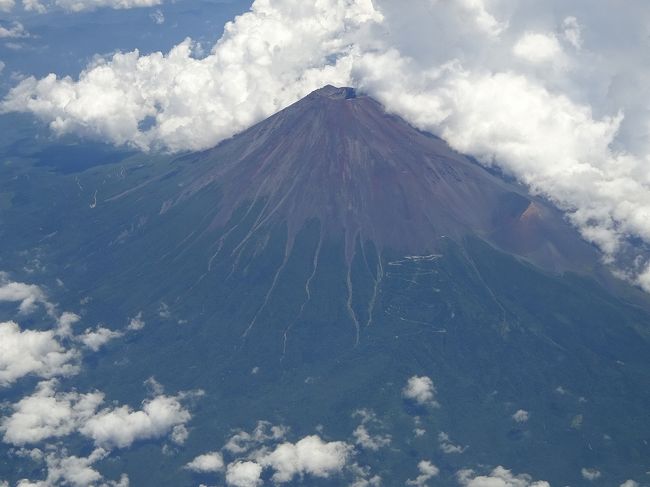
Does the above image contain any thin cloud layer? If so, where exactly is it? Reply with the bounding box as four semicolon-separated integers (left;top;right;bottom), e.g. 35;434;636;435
54;0;161;12
3;0;161;12
5;0;650;287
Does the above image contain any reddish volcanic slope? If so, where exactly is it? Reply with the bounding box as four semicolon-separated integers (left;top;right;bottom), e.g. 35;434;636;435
158;85;597;272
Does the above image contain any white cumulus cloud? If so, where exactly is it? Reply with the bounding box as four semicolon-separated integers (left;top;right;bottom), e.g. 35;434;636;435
77;326;123;351
258;435;352;483
56;312;80;337
458;466;550;487
406;460;439;487
22;0;47;13
1;379;193;449
2;0;381;152
1;380;103;446
438;432;467;454
226;461;263;487
80;394;191;449
581;468;602;481
224;421;288;454
15;448;129;487
196;431;353;485
0;272;52;315
186;452;225;473
512;409;530;423
0;321;79;387
352;409;391;451
353;424;391;451
0;22;28;39
127;312;145;331
402;376;438;407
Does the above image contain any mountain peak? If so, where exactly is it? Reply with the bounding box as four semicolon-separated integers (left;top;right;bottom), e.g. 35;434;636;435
160;87;596;271
309;85;357;100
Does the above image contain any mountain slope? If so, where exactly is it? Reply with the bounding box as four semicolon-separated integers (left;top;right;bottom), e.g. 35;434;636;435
135;85;598;273
0;86;648;486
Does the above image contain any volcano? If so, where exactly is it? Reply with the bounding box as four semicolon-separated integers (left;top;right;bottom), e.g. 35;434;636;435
151;85;597;272
1;86;649;486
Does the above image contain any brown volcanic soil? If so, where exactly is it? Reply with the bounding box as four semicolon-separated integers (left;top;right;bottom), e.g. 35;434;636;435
152;85;598;272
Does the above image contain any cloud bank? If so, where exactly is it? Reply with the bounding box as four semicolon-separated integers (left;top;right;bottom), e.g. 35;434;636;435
5;0;650;286
1;379;193;448
54;0;161;12
2;0;380;152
